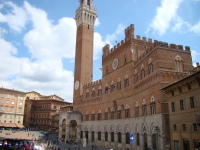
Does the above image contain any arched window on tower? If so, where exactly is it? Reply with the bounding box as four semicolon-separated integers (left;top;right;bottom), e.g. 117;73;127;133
104;108;109;120
118;132;122;143
125;105;130;118
98;131;101;140
106;66;108;75
98;110;102;120
124;75;129;88
117;79;121;90
110;81;115;93
124;55;127;64
142;99;147;116
126;133;130;144
91;131;94;142
105;132;108;141
175;55;183;72
87;0;90;6
150;96;156;115
148;58;153;75
92;88;95;97
117;106;121;119
111;132;114;142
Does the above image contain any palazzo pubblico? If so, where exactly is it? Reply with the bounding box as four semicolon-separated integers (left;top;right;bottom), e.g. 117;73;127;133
59;0;195;150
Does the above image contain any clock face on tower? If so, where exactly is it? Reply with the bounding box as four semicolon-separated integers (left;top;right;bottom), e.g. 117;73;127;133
74;81;79;90
112;58;118;70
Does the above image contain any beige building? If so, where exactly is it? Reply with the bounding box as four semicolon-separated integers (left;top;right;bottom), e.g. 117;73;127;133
162;68;200;150
0;87;25;128
59;0;194;149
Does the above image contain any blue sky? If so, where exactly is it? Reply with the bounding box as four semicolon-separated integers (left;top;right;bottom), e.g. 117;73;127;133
0;0;200;102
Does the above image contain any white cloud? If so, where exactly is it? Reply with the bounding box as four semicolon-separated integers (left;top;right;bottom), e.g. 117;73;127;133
172;16;200;35
0;38;74;101
0;27;7;38
172;16;191;33
190;21;200;35
0;1;127;102
147;0;200;36
0;38;25;80
23;1;77;60
0;1;76;101
95;18;100;27
146;0;183;36
105;24;125;46
15;59;74;101
94;32;105;60
0;1;27;33
191;50;200;64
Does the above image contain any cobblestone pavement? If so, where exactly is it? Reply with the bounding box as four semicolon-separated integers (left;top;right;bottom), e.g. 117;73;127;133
48;142;111;150
45;133;110;150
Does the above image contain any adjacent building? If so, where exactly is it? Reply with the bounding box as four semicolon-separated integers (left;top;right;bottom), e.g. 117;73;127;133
24;91;71;131
52;105;73;134
162;67;200;150
0;87;25;129
59;0;194;150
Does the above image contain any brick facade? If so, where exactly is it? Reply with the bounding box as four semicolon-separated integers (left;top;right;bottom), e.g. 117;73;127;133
59;0;194;149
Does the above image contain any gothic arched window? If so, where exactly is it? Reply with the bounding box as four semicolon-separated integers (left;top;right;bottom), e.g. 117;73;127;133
175;55;183;72
87;0;90;6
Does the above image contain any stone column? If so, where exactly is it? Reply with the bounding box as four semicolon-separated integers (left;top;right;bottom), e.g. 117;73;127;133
101;132;105;146
88;131;91;144
121;133;126;148
76;125;81;141
94;131;98;144
66;125;70;142
108;132;111;143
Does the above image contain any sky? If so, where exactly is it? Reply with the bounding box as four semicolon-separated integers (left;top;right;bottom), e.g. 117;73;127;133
0;0;200;102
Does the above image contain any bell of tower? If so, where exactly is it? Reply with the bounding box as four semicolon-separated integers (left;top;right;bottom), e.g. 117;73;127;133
73;0;97;103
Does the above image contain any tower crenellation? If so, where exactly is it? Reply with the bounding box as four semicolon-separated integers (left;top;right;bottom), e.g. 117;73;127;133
136;35;140;40
142;37;146;41
76;0;96;27
148;38;152;43
185;46;190;51
125;24;134;41
102;27;191;62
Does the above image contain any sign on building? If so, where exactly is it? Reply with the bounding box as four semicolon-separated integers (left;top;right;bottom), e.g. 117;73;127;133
130;133;134;143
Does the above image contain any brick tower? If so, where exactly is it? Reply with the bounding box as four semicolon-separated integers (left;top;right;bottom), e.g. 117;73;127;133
73;0;97;103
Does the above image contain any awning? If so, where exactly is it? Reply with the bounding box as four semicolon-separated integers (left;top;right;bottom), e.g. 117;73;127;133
2;123;17;128
15;124;24;128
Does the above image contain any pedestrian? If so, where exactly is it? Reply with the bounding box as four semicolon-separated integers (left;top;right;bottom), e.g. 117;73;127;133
74;144;77;150
92;144;94;150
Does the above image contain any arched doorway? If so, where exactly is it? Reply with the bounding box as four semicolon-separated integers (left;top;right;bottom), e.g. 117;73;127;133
144;133;148;150
62;119;66;140
85;131;88;142
69;120;78;141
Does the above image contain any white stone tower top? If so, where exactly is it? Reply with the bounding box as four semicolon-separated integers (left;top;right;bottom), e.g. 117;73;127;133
75;0;97;27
